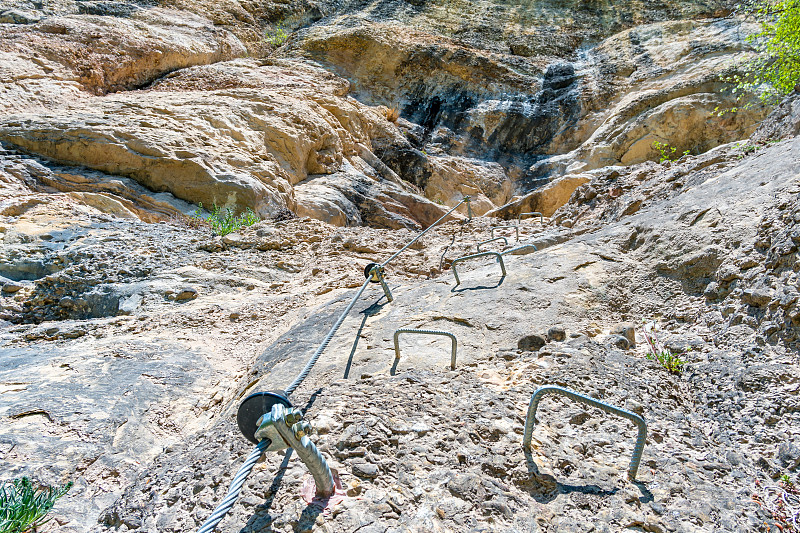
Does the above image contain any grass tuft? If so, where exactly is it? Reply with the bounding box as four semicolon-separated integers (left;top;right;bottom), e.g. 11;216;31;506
641;324;687;374
192;203;260;236
0;477;72;533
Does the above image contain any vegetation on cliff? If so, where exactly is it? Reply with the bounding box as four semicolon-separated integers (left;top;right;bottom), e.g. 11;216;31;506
725;0;800;109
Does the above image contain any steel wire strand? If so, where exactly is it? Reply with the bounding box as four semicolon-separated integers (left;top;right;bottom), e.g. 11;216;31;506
200;199;470;532
382;199;465;268
197;438;270;533
284;276;373;396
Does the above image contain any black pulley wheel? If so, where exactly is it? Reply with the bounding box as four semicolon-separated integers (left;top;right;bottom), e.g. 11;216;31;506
237;390;292;444
364;262;381;283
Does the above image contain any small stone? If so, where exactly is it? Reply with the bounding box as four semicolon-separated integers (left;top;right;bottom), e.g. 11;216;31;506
175;287;198;301
546;326;566;342
742;288;772;307
607;334;630;350
351;462;378;479
0;9;42;24
410;422;430;435
704;281;720;299
611;323;636;346
1;282;23;293
518;334;546;351
118;294;142;315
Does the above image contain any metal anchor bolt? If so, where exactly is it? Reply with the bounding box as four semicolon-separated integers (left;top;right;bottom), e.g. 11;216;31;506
518;212;544;225
451;251;507;287
364;263;393;303
463;195;473;221
393;328;458;369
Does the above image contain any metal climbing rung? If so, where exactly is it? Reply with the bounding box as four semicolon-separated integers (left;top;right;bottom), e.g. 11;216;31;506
491;224;519;241
519;212;544;224
451;251;506;287
393;328;457;369
523;385;647;481
476;236;508;252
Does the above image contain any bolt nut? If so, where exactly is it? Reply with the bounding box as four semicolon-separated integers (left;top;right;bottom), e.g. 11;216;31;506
284;408;303;426
292;421;312;439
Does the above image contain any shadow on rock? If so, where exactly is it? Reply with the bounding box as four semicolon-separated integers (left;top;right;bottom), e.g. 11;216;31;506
344;297;389;379
240;449;294;533
450;275;505;293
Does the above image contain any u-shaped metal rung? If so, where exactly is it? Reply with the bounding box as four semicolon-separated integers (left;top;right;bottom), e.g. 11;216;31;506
476;236;508;252
451;251;506;287
491;225;519;241
523;385;647;481
393;328;457;369
519;212;544;224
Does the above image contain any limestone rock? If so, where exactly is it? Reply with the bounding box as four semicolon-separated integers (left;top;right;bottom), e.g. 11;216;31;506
0;8;245;114
0;59;432;223
486;173;590;219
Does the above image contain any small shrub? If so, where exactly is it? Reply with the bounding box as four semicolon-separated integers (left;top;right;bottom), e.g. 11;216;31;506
192;203;260;236
265;26;289;47
715;0;800;115
383;106;400;123
0;477;73;533
640;324;687;374
651;141;688;163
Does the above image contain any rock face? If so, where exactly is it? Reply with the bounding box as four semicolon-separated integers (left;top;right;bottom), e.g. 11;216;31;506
0;56;455;226
0;8;245;114
2;0;800;531
4;106;799;532
289;16;769;186
0;0;773;222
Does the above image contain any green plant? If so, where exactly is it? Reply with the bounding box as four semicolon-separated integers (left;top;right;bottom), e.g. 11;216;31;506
0;477;72;533
192;203;260;236
716;0;800;113
640;324;687;374
651;141;686;163
265;25;289;47
780;473;794;485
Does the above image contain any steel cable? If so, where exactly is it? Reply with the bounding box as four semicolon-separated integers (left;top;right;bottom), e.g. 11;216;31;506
197;438;270;533
199;197;471;532
381;198;466;268
284;276;373;396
